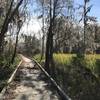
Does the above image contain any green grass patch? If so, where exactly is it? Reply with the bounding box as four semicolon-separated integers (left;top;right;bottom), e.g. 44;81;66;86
34;53;100;74
33;54;45;62
53;53;76;65
34;53;100;99
34;54;100;65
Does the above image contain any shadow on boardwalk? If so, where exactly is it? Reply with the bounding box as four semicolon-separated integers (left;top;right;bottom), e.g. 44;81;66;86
2;55;60;100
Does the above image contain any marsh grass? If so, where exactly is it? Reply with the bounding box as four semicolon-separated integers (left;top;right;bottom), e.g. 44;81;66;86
33;54;45;62
34;53;100;70
0;55;20;92
34;53;100;99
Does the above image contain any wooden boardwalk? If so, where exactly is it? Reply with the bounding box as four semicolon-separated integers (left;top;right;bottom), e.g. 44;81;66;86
0;55;60;100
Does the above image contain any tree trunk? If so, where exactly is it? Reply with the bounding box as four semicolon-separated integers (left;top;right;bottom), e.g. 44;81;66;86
11;26;21;64
45;32;51;73
0;0;24;55
40;1;45;62
45;0;52;73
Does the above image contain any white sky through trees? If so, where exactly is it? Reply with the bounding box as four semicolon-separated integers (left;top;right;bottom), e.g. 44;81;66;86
21;0;100;38
20;0;42;38
21;17;42;37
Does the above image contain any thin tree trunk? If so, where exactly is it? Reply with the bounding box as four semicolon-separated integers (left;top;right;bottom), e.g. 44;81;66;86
40;35;45;61
45;32;50;73
83;0;87;54
40;0;45;62
11;26;22;64
0;0;14;53
0;0;24;54
45;0;57;74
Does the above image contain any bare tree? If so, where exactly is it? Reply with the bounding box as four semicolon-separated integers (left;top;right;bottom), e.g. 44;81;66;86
0;0;24;54
11;20;23;64
45;0;59;73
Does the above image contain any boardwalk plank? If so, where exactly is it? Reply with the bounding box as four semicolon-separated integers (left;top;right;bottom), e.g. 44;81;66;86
1;56;59;100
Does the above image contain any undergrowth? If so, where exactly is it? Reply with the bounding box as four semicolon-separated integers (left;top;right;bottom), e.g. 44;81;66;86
34;53;100;99
0;55;20;92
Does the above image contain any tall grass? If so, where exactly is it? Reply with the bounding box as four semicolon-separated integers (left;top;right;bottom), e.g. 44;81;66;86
34;53;100;67
34;53;100;75
53;53;75;66
33;54;45;62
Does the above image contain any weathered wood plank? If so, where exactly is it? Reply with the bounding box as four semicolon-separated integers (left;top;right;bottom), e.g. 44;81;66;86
0;61;22;99
33;58;71;100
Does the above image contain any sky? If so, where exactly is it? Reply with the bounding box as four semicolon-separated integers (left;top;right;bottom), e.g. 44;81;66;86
21;0;100;36
75;0;100;22
21;17;42;37
21;1;42;37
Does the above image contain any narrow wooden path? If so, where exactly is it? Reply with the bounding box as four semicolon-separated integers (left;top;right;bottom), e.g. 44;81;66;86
0;55;60;100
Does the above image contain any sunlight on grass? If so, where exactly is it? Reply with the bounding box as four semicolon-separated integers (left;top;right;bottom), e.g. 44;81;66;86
54;54;100;66
34;53;100;69
33;54;45;62
53;53;76;65
85;54;100;70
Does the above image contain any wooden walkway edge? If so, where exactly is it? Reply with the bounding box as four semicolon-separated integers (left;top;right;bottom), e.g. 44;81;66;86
0;56;71;100
0;61;22;99
33;58;71;100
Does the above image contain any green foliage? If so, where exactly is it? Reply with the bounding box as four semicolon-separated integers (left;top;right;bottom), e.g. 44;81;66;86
34;53;100;99
95;59;100;77
34;53;100;73
22;35;41;56
53;54;100;76
53;54;100;100
33;54;45;62
53;53;75;66
0;55;20;92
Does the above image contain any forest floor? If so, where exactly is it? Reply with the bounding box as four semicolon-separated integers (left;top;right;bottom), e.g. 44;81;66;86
1;55;59;100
